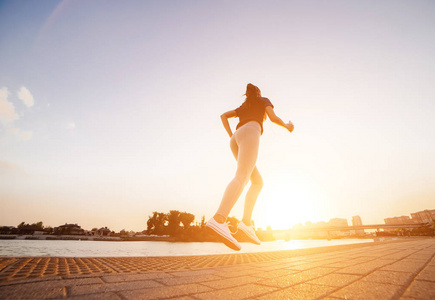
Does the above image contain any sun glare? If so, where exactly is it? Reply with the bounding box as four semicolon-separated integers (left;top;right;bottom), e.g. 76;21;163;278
255;177;327;230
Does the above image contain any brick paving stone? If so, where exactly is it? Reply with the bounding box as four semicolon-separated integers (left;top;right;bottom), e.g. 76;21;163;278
258;282;336;299
63;277;105;286
118;283;212;300
401;280;435;300
251;269;300;279
200;275;260;289
101;272;173;283
335;259;395;275
154;274;222;286
213;268;260;278
0;284;66;299
308;252;345;259
382;251;419;260
325;260;362;268
285;261;329;271
405;253;434;262
249;263;287;272
380;259;428;274
303;267;337;277
308;257;346;266
354;251;391;258
344;257;378;264
68;280;163;296
168;269;220;277
194;283;277;300
414;266;435;282
67;292;121;300
0;276;99;288
279;257;309;264
0;277;103;294
215;265;259;271
360;270;414;286
330;280;405;300
308;273;361;287
257;267;336;288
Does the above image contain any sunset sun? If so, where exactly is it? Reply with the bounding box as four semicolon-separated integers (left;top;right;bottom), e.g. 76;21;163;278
255;176;328;230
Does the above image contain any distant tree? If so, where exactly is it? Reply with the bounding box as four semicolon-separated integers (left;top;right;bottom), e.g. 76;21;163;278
45;226;53;234
147;213;156;234
200;215;206;228
147;211;167;235
179;212;195;230
91;228;98;232
167;210;181;236
155;212;167;235
32;221;43;229
17;222;27;229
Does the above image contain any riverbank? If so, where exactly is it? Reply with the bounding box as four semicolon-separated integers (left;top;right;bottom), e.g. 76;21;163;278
0;234;378;242
0;238;434;299
0;238;379;257
0;235;177;242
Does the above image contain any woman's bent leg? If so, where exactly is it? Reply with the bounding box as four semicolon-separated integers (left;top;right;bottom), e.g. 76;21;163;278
242;166;263;225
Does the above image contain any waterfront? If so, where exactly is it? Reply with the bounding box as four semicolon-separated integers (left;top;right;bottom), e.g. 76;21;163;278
0;239;374;257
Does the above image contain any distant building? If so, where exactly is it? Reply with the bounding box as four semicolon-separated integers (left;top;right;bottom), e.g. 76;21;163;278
352;216;362;226
54;223;84;235
97;227;111;236
328;218;350;237
0;226;15;234
313;221;327;228
328;218;348;227
411;209;435;224
352;215;364;235
384;216;415;225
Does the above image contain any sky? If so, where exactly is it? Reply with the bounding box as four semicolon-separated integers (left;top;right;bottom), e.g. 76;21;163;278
1;0;434;232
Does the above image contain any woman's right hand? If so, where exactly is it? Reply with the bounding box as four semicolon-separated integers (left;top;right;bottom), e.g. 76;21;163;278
286;121;294;133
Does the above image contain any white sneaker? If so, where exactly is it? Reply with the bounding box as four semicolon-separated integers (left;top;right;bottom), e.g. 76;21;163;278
238;222;261;245
206;218;241;251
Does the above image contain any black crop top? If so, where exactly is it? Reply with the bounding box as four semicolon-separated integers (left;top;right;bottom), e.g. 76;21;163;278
235;97;274;134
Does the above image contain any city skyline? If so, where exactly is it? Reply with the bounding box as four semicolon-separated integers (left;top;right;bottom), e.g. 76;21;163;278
1;1;434;232
3;207;434;236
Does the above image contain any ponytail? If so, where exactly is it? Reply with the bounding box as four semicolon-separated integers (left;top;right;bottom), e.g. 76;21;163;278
242;83;261;108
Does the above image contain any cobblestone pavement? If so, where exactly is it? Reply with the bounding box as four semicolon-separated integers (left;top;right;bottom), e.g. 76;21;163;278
0;238;434;299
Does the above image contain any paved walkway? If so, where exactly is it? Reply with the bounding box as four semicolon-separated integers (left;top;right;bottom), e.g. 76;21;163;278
0;238;434;299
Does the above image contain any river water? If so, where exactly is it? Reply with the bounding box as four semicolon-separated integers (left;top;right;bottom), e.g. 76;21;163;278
0;239;374;257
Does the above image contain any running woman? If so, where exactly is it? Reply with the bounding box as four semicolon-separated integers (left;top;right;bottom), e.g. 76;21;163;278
206;83;294;250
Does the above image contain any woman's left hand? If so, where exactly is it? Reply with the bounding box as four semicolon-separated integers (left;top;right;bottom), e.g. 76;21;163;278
286;121;294;133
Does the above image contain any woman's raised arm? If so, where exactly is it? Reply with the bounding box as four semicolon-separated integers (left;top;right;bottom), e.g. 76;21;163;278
265;106;294;132
220;110;237;137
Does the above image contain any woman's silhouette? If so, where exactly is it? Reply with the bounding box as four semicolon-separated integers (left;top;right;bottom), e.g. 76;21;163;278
206;83;294;250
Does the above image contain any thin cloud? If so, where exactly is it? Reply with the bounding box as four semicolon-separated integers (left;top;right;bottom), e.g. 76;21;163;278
0;87;19;124
0;160;29;177
7;127;33;141
17;86;34;107
66;122;76;130
0;86;33;141
0;160;19;170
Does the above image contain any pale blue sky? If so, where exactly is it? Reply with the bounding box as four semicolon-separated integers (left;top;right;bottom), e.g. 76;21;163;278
1;0;434;231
